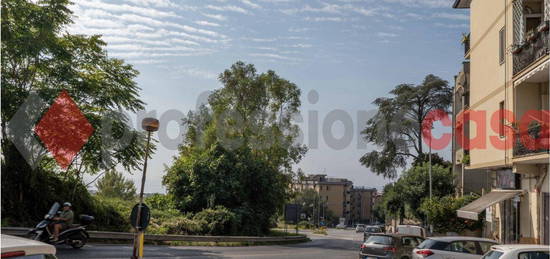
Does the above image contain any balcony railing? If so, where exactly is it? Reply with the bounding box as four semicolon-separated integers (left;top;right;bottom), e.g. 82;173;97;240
513;123;550;157
513;21;550;75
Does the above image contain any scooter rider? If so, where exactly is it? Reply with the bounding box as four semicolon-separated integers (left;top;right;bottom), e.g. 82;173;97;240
50;202;74;242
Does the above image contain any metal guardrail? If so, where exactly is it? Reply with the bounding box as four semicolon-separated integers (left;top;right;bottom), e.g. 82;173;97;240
1;227;308;243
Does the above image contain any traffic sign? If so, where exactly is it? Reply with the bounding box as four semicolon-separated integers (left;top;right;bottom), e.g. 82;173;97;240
130;203;151;230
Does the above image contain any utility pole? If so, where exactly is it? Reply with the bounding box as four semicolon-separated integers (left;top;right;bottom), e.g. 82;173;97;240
131;118;158;259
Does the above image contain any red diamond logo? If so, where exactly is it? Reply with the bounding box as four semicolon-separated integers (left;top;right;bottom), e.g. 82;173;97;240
34;91;94;169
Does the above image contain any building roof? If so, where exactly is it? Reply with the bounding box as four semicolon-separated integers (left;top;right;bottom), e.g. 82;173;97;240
452;0;471;8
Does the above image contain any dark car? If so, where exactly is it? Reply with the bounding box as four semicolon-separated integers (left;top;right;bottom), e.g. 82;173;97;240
359;233;424;259
363;226;385;241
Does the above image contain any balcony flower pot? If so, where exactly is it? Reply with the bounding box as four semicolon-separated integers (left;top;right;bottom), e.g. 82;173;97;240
512;44;523;54
526;31;538;43
537;20;549;33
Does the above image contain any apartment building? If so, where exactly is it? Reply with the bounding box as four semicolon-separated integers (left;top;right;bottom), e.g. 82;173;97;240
453;0;549;244
293;174;353;224
453;61;493;196
349;187;377;225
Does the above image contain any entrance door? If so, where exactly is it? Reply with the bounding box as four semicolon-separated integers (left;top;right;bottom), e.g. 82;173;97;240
544;193;549;245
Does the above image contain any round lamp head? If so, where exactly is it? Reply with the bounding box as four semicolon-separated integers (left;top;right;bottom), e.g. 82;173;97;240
142;117;159;132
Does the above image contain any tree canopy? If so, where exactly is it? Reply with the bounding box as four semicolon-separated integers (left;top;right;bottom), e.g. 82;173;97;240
164;62;305;235
359;75;452;178
96;170;136;200
378;162;454;222
1;0;148;226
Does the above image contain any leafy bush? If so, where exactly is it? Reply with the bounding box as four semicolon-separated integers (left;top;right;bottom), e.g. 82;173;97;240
419;195;483;233
193;206;237;235
161;216;204;235
297;221;314;229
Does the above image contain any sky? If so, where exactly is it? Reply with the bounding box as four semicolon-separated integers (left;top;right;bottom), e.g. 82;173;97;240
72;0;470;194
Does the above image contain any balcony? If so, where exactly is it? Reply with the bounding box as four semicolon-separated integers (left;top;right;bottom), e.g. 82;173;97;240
513;24;549;75
514;123;550;157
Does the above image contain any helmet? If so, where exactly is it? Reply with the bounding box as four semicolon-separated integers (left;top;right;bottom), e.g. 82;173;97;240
63;202;72;207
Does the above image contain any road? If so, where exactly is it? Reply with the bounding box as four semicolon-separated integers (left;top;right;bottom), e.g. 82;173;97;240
56;229;363;259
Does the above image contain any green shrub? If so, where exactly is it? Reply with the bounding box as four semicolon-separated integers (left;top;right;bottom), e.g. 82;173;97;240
193;206;238;235
161;216;204;235
297;221;314;229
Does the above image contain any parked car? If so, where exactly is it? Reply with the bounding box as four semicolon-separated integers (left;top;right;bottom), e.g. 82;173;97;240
363;225;385;241
356;224;366;233
395;225;427;238
336;223;346;229
412;236;498;259
359;233;424;259
1;234;57;258
482;244;549;259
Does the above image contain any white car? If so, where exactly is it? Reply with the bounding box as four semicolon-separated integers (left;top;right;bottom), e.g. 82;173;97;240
356;224;366;232
482;244;549;259
412;236;498;259
1;234;57;259
396;225;427;237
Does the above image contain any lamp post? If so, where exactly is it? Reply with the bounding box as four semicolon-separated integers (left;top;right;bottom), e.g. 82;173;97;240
131;117;159;259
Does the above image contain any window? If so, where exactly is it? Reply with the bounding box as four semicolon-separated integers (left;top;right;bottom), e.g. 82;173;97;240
326;186;330;191
499;27;505;64
499;101;505;137
365;235;393;245
477;241;496;255
518;251;550;259
482;250;503;259
446;241;477;254
401;236;420;247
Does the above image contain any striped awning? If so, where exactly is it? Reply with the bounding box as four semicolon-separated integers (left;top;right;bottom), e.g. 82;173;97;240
514;59;550;86
456;190;524;220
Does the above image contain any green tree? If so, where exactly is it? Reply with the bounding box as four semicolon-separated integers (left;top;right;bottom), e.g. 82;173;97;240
1;0;149;225
359;75;452;178
420;195;483;233
379;163;454;222
164;62;305;235
96;171;136;200
292;188;319;220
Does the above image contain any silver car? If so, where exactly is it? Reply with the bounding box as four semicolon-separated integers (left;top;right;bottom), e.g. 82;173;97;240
360;233;424;259
412;236;498;259
482;245;549;259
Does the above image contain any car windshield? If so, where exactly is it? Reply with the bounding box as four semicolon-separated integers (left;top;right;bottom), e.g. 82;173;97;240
482;250;504;259
365;235;393;245
365;227;380;232
416;239;448;250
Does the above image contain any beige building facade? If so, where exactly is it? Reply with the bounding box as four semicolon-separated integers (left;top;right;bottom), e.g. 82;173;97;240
293;174;353;224
350;187;377;225
453;0;549;245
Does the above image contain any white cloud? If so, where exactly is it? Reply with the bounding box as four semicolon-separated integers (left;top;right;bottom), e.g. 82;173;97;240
74;0;179;18
206;5;249;14
304;16;344;22
288;27;310;33
241;0;261;9
195;20;221;27
434;22;468;28
290;43;312;48
163;66;218;79
382;0;453;8
433;12;469;20
202;13;228;21
123;0;181;9
242;37;277;42
377;32;398;38
250;53;298;61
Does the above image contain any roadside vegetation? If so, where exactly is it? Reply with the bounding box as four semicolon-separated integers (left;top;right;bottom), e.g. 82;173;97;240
1;0;306;236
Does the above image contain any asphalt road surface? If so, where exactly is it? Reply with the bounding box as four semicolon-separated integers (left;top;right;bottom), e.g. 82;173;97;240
56;229;363;259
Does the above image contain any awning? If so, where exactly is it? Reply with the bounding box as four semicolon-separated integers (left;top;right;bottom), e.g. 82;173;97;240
457;190;524;220
514;59;549;86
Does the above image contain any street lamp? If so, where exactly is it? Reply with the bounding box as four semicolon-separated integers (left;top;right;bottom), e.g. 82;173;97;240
131;117;159;259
